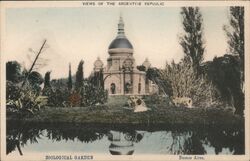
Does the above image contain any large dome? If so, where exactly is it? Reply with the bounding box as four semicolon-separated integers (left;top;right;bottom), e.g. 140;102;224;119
109;38;133;49
109;15;133;50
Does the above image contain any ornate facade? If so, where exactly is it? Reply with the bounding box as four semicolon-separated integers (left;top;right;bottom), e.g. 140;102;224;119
93;16;158;95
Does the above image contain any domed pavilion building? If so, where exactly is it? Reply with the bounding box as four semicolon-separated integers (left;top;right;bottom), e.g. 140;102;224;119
93;16;158;95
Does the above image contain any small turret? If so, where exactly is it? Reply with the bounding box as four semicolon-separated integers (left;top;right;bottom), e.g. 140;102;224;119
94;57;104;72
142;58;151;70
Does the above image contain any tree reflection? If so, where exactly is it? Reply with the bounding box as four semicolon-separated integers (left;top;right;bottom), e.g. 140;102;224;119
6;122;244;155
46;128;105;143
7;125;42;155
167;130;206;154
205;127;244;154
165;126;244;155
6;123;107;155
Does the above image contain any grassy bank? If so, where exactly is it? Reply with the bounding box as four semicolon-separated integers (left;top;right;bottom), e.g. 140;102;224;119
7;96;244;126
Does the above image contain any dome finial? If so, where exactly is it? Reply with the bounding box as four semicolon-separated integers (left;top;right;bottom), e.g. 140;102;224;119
108;14;133;50
119;12;122;20
117;14;125;38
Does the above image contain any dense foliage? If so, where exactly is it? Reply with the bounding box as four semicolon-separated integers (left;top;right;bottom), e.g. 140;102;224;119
44;79;107;107
42;60;108;107
89;70;104;89
203;55;244;115
160;59;220;107
6;60;108;116
6;61;23;83
6;61;47;116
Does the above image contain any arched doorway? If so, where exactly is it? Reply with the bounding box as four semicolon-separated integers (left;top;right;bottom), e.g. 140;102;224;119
125;82;131;94
110;83;116;94
138;83;141;94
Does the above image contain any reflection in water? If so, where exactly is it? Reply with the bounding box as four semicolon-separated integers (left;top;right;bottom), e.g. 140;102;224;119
107;130;144;155
6;122;244;156
167;131;206;154
7;125;42;155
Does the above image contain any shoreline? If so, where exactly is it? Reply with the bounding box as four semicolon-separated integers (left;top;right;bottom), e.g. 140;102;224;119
7;105;244;126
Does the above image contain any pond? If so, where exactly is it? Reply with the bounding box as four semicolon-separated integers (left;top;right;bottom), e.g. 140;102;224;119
6;122;244;156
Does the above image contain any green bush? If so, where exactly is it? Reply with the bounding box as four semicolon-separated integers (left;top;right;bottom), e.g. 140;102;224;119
6;81;47;116
79;81;108;106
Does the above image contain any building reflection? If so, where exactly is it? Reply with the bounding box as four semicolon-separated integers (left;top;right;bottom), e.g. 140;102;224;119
107;130;144;155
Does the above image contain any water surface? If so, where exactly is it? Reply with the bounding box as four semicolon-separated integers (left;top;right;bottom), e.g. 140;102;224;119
7;122;244;156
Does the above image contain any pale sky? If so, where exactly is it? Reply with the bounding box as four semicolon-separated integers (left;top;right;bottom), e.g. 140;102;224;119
4;7;229;79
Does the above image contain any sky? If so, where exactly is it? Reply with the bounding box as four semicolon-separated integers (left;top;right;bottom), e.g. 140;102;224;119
4;6;230;79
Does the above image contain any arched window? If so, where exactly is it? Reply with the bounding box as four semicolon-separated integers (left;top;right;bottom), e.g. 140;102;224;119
110;83;116;94
125;82;130;94
138;83;141;94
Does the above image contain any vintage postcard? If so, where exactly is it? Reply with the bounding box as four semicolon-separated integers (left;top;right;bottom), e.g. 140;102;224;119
0;1;250;161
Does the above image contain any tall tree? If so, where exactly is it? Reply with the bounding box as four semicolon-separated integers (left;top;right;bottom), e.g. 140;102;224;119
205;55;244;115
67;63;72;90
224;6;244;91
75;60;84;89
44;71;51;89
180;7;205;75
42;71;53;97
6;61;22;83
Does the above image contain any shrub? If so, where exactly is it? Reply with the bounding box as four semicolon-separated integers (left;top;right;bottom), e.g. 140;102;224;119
43;79;108;107
79;81;108;106
69;91;81;107
6;81;47;116
160;59;221;107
